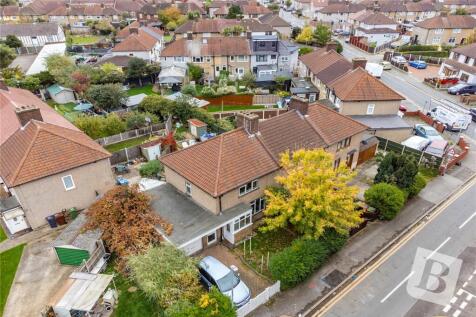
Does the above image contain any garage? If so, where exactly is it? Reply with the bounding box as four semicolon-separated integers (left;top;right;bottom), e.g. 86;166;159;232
180;238;203;255
0;196;30;235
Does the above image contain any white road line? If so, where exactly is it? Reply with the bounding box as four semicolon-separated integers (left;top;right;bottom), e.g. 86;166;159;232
451;296;458;304
463;282;468;288
469;275;473;281
458;211;476;229
426;237;451;260
453;309;461;317
443;304;451;312
380;271;414;303
460;301;467;309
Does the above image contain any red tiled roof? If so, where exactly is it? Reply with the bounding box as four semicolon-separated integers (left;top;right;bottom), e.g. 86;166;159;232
161;37;251;57
161;103;367;196
359;12;396;25
188;119;207;127
299;48;353;84
0;87;78;145
415;15;476;29
0;120;111;187
112;29;158;52
329;67;405;101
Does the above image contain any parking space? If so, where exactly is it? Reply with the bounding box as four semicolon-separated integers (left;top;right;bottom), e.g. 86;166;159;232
198;244;271;297
407;64;440;81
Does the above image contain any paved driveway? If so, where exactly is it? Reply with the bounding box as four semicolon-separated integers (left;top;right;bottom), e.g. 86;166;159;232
3;229;73;317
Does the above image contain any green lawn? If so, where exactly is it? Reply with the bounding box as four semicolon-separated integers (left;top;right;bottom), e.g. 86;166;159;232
0;227;7;243
163;35;173;43
47;101;80;122
104;135;152;153
127;84;156;96
234;227;296;279
70;35;103;45
419;167;439;182
0;244;25;315
206;105;267;113
105;264;160;317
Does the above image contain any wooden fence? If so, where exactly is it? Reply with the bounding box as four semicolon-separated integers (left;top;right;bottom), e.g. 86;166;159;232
237;281;280;317
213;108;288;120
376;136;443;167
109;145;142;165
252;94;280;105
200;94;254;106
95;123;164;146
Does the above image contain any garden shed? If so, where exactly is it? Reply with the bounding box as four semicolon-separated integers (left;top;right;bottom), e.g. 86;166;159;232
51;213;103;266
188;119;208;138
47;84;75;104
140;139;163;161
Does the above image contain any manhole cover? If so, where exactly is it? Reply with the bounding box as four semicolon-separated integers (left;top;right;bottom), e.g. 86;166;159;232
322;270;346;288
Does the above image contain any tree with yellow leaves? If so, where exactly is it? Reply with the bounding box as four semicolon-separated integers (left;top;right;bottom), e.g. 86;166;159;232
261;148;362;239
296;26;314;45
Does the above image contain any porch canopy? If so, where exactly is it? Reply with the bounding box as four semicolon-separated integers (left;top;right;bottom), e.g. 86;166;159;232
147;183;250;247
158;65;186;85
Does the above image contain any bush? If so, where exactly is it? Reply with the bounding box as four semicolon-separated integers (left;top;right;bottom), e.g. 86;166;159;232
74;113;126;139
124;111;159;130
181;84;197;96
298;47;314;56
402;51;449;58
374;152;418;190
364;183;406;220
398;44;440;52
164;288;236;317
200;86;216;97
139;160;163;177
407;173;427;198
318;228;348;254
269;238;329;289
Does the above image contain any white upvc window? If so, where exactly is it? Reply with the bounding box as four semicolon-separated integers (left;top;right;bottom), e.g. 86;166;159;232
432;36;441;44
237;55;248;62
233;212;252;232
174;56;185;62
434;28;443;34
453;28;461;34
367;104;375;114
185;181;192;196
207;231;217;244
239;180;258;196
62;175;75;191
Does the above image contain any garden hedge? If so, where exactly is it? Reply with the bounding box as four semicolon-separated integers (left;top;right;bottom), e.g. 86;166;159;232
364;183;406;220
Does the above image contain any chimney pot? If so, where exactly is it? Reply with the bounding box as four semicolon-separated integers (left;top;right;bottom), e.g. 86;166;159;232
129;27;139;35
352;57;367;70
237;113;259;135
15;105;43;126
288;97;309;115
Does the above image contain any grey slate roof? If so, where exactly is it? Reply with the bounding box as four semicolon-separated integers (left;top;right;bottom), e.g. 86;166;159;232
0;22;59;37
0;196;21;213
51;213;102;253
148;183;250;247
351;115;412;130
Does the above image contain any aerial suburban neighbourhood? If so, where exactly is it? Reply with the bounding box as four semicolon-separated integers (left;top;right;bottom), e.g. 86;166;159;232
0;1;476;317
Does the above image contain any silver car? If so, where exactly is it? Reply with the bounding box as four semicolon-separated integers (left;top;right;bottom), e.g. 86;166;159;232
198;256;251;307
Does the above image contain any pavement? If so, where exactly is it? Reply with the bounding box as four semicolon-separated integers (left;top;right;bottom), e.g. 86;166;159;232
2;226;74;317
321;177;476;317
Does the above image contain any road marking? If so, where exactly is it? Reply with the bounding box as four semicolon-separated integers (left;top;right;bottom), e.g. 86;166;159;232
310;176;476;316
460;301;467;309
463;282;468;288
443;304;451;312
426;237;451;260
458;211;476;229
453;309;461;317
380;271;415;303
451;296;458;304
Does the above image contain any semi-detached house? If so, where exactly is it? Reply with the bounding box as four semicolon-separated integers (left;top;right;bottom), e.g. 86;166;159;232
413;14;476;46
153;98;368;255
0;22;65;47
439;43;476;84
111;27;164;63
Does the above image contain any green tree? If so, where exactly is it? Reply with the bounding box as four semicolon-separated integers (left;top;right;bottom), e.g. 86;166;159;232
4;35;22;48
139;160;164;177
285;0;292;7
299;47;314;56
222;25;245;36
0;44;16;69
275;75;289;90
164;288;236;317
95;19;114;35
187;63;204;82
85;83;128;110
240;71;256;89
139;94;173;120
102;113;127;136
19;76;40;92
454;8;468;15
296;26;314;45
0;0;17;5
45;54;76;86
268;3;279;12
364;183;405;220
128;245;202;308
100;62;125;84
31;71;55;87
374;152;418;190
313;24;332;47
226;4;242;19
74;115;105;139
124;111;159;129
127;57;147;86
261;148;362;239
181;84;197;96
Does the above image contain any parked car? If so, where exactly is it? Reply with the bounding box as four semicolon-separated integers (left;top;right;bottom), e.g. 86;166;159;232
408;60;427;69
447;83;476;95
470;107;476;121
402;136;430;151
414;124;445;141
399;104;407;112
425;140;449;158
381;61;392;70
391;55;407;64
198;256;251;307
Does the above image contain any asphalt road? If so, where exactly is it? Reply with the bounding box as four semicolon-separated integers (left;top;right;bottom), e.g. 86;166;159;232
320;178;476;317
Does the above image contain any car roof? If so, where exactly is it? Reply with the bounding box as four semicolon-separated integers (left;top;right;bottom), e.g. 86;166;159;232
428;140;448;149
199;256;231;280
402;136;430;148
415;124;433;130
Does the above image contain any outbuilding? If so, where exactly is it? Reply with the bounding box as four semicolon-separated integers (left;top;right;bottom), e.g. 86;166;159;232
0;196;29;235
188;119;208;139
140;139;163;161
47;84;75;104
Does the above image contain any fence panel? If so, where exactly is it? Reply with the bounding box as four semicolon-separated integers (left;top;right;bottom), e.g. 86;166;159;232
109;145;143;165
96;123;164;146
200;94;254;106
237;281;280;317
376;136;443;167
252;94;280;105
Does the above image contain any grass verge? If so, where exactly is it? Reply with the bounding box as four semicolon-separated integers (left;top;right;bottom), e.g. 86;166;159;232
104;135;152;153
0;227;7;243
127;84;156;96
0;244;25;315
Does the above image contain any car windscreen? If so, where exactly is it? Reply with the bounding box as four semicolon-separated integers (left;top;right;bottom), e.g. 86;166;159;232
424;128;439;136
216;271;240;292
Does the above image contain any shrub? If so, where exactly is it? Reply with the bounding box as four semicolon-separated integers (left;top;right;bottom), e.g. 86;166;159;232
298;47;314;56
181;84;197;96
364;183;406;220
407;173;427;198
139;160;163;177
124;111;159;130
200;86;216;97
269;238;329;289
318;228;348;254
164;288;236;317
74;113;126;139
374;152;418;190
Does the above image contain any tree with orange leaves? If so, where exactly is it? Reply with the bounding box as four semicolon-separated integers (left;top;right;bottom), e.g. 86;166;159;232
86;185;172;270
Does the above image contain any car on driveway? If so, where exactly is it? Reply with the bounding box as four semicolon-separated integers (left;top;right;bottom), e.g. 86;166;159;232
470;108;476;121
381;61;392;70
198;256;251;307
408;60;427;69
447;83;476;95
391;55;407;64
414;124;444;141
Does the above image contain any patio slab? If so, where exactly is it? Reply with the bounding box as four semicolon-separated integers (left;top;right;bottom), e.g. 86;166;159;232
198;244;271;297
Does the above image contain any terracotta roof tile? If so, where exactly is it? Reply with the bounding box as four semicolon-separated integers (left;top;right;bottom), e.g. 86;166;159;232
299;48;353;84
161;37;251;57
358;12;396;25
452;43;476;59
112;29;158;52
415;15;476;29
0;120;111;187
329;67;404;101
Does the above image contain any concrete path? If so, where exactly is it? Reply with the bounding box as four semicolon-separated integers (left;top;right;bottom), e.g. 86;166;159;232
251;162;475;317
2;226;73;317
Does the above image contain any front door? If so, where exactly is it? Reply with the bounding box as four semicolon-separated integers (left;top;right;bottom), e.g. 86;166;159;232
223;222;234;244
346;152;355;168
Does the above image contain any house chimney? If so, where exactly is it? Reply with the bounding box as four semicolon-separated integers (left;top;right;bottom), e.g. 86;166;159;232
325;41;338;52
288;96;309;116
352;57;367;70
15;105;43;126
187;32;193;40
129;27;139;35
237;113;259;135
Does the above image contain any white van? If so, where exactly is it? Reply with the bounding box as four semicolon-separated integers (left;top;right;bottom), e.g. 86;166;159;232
427;99;472;131
366;62;383;78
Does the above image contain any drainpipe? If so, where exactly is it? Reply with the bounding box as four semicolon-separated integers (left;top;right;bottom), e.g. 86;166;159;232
218;195;223;214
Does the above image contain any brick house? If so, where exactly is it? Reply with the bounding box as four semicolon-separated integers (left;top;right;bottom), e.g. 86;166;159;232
413;14;476;46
